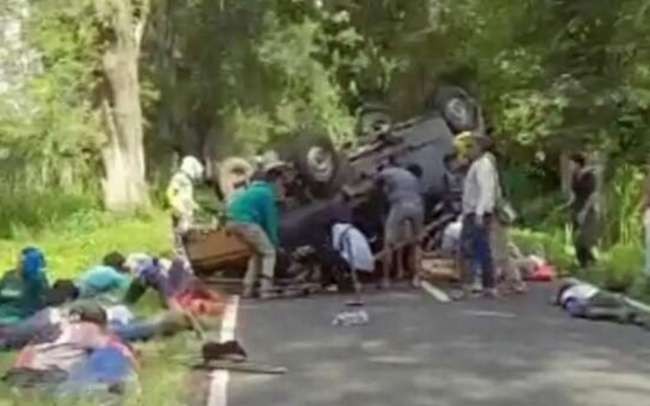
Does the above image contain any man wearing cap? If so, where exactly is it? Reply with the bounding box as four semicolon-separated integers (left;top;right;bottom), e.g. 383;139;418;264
226;161;284;299
457;132;499;297
166;156;205;258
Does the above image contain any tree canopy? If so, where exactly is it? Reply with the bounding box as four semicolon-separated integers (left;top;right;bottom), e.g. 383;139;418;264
1;0;649;210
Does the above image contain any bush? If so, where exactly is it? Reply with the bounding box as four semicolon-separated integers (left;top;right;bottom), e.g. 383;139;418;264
0;209;170;280
596;243;643;292
0;188;100;239
628;274;650;302
511;228;575;273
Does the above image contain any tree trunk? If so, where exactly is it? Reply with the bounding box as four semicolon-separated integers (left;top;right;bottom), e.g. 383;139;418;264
560;152;572;197
97;0;151;212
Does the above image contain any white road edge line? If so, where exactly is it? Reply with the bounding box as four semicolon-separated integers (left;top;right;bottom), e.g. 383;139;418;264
421;280;451;303
207;295;240;406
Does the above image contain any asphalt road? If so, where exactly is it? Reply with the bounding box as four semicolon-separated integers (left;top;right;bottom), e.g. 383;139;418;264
227;285;650;406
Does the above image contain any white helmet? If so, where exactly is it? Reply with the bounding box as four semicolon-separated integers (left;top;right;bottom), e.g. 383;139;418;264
181;156;204;181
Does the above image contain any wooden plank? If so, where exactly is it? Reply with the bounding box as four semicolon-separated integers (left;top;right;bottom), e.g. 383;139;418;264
186;228;252;273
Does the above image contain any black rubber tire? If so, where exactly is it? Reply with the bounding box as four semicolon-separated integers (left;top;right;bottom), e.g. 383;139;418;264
291;134;341;198
426;86;479;134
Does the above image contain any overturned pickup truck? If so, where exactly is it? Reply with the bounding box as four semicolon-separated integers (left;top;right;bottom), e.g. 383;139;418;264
186;86;481;291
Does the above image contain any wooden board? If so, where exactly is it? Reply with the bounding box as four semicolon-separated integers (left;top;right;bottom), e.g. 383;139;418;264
421;257;460;281
186;228;252;273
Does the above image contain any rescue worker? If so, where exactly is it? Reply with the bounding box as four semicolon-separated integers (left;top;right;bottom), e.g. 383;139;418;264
376;162;425;288
166;156;205;258
226;161;284;299
457;132;499;297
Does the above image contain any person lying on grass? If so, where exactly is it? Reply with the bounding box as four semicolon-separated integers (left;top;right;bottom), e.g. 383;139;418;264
0;281;194;350
124;254;225;319
3;302;138;396
0;247;49;326
75;251;132;301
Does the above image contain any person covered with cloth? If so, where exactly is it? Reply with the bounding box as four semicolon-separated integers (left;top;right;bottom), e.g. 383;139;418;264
375;161;425;288
0;247;50;326
456;132;500;298
3;301;138;396
166;155;205;258
226;160;285;299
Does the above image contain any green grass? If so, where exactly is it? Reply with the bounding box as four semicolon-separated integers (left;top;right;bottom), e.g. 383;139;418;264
513;227;650;302
0;209;171;280
0;208;214;405
0;334;203;405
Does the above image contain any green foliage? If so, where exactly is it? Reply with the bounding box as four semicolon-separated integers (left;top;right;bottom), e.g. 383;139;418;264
0;188;98;239
602;164;644;246
221;7;375;149
597;243;644;292
511;228;575;273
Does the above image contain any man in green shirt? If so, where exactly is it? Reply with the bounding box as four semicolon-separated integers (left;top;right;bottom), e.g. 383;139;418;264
227;166;283;299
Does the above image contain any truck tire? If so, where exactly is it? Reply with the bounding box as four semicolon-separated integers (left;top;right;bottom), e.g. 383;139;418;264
426;86;478;134
292;134;341;198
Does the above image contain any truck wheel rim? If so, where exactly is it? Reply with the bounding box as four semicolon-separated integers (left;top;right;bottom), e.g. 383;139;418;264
306;146;334;182
446;98;471;127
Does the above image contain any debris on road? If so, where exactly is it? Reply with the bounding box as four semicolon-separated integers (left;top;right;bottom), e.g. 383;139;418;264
420;280;451;303
332;309;370;326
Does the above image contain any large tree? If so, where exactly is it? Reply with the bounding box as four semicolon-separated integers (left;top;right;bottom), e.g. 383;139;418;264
95;0;150;212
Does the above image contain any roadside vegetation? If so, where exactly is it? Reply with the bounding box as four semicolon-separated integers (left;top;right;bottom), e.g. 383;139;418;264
1;0;650;402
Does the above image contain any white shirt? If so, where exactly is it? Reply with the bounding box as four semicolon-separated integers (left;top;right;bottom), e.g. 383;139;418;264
441;219;462;252
332;223;375;273
560;283;599;306
462;153;499;217
106;305;135;326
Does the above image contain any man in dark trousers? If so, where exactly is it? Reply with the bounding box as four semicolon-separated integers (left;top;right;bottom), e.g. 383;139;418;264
566;153;599;269
458;132;499;298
